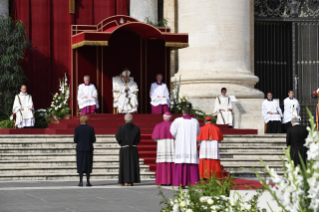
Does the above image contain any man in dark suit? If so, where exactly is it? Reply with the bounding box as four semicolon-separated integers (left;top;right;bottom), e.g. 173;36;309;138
74;115;96;187
286;117;309;168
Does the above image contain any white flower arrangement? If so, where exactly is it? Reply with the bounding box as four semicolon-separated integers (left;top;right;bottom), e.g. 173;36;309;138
48;73;71;119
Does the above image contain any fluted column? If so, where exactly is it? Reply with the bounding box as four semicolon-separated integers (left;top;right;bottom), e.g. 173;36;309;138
130;0;157;23
175;0;265;133
0;0;9;19
175;0;263;98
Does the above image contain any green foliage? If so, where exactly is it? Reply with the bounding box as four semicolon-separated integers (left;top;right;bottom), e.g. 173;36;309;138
0;16;31;119
159;174;267;212
145;17;169;28
192;173;238;197
33;110;49;129
0;119;14;129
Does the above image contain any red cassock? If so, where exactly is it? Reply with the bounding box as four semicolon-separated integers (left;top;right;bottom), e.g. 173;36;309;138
197;123;224;179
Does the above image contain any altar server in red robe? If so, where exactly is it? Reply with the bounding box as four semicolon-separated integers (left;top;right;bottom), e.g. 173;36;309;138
152;112;175;185
197;116;224;179
311;88;319;130
150;74;170;114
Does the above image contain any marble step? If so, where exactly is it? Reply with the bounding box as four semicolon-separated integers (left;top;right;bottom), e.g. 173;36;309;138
232;171;285;178
0;172;155;181
0;165;151;174
0;159;146;167
223;164;283;172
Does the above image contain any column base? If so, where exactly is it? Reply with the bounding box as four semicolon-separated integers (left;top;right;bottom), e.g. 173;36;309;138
189;98;265;134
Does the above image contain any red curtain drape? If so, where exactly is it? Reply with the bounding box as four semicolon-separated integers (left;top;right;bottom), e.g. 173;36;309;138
10;0;129;109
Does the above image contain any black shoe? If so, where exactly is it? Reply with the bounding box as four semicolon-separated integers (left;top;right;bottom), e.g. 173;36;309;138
86;182;92;187
228;126;233;129
78;182;83;187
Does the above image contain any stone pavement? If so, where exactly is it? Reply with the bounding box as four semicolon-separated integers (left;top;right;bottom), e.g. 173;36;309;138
0;180;175;212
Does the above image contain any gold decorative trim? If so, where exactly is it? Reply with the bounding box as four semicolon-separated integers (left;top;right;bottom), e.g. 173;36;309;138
165;42;189;48
72;41;108;49
69;0;75;14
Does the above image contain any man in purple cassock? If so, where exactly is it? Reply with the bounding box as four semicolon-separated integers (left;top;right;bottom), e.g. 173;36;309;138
150;74;170;114
152;112;175;185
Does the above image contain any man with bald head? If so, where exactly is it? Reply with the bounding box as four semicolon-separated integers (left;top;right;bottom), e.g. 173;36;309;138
116;113;141;186
12;85;35;128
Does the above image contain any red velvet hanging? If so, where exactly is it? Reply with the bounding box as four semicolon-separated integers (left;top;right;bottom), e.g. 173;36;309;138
10;0;129;109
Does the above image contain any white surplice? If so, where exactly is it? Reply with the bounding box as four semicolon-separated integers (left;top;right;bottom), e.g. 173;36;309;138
261;99;282;123
283;97;300;124
170;117;200;164
77;84;99;110
113;78;138;113
12;92;35;128
213;95;233;126
150;82;170;107
199;140;220;160
155;138;175;163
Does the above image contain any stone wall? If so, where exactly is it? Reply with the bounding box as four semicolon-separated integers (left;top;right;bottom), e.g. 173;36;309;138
130;0;157;23
0;0;8;19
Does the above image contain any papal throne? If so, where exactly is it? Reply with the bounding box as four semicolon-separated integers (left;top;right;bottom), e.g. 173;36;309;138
112;76;138;114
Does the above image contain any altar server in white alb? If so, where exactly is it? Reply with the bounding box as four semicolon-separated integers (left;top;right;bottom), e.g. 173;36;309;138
262;92;282;133
114;69;139;113
170;107;200;187
12;85;35;128
213;87;233;128
282;90;300;132
150;74;170;114
77;75;99;115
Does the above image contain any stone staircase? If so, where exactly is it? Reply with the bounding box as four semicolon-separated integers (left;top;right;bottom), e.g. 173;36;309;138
220;135;286;177
0;134;286;181
0;135;155;181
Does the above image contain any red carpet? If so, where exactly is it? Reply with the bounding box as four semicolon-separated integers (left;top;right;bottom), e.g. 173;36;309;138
234;179;267;190
0;114;257;175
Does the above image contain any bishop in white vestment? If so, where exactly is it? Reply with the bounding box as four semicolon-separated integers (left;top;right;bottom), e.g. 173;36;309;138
213;88;233;128
150;74;170;114
77;75;99;115
170;107;200;187
282;90;300;132
12;85;35;128
114;70;138;114
262;92;282;133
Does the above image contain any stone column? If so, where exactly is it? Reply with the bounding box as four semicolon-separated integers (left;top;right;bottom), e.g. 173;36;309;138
0;0;9;19
164;0;178;76
130;0;157;23
175;0;265;133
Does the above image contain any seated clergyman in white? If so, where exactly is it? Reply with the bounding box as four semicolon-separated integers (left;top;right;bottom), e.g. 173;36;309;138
77;75;99;115
213;87;233;128
114;69;138;113
12;85;35;128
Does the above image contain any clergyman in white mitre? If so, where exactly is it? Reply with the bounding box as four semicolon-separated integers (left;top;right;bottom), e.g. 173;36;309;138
114;69;138;114
213;87;233;128
77;75;99;115
150;73;170;114
12;85;35;128
261;92;282;133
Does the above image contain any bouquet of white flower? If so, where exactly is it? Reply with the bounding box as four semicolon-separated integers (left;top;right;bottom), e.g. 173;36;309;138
48;73;71;119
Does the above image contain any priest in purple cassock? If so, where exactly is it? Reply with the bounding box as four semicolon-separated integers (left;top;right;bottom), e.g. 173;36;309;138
150;74;170;114
170;107;200;187
152;112;175;185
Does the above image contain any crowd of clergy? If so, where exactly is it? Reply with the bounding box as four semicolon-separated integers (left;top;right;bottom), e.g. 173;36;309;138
10;68;317;187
